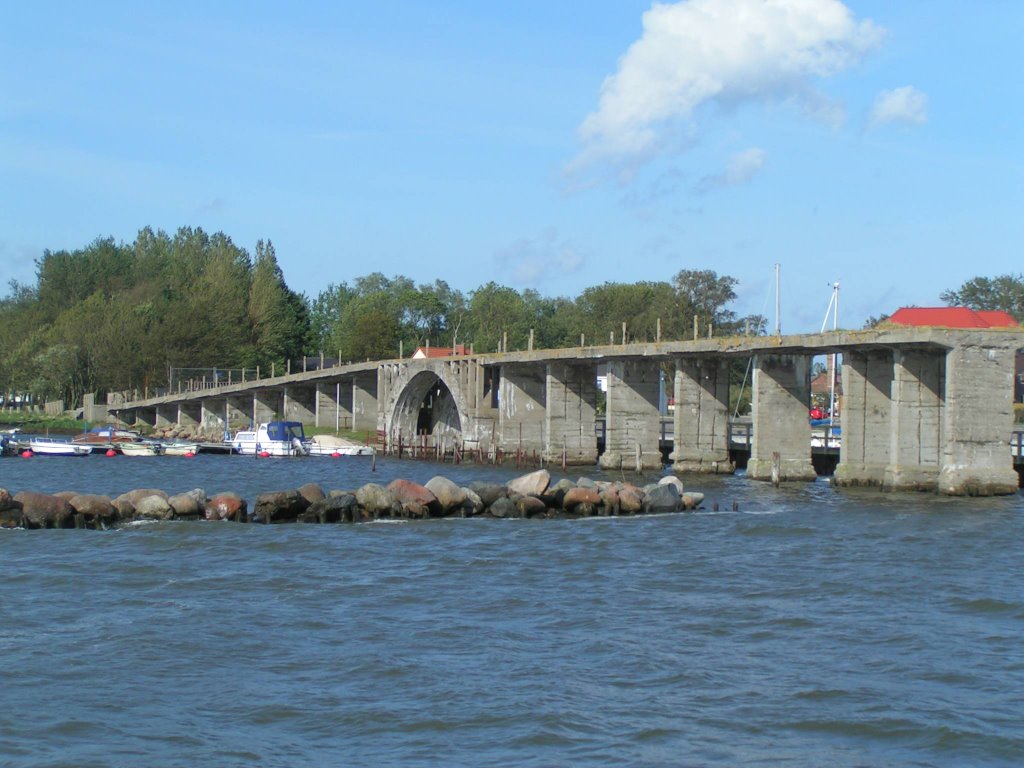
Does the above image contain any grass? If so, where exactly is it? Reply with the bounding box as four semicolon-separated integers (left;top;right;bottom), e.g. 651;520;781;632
0;412;88;435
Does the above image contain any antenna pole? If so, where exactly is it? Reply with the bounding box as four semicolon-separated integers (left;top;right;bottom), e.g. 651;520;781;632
774;263;781;336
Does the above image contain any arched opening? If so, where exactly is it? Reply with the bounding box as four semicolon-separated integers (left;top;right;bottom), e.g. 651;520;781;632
392;371;463;445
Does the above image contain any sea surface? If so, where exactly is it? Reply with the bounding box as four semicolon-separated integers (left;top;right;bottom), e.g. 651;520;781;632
1;453;1023;767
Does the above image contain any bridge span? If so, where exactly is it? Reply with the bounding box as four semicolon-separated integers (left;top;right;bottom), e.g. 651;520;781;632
110;327;1024;495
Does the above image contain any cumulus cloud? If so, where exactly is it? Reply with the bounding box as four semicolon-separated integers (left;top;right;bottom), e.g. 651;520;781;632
868;86;928;128
696;147;767;193
494;229;585;287
571;0;883;174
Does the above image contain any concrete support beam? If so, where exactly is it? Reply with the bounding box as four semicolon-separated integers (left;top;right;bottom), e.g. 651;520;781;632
748;354;816;482
352;373;377;432
598;360;663;471
177;402;200;430
883;349;944;491
154;406;172;430
835;350;893;487
283;386;316;424
135;407;156;430
226;396;250;429
200;400;225;432
939;340;1019;495
543;362;598;465
499;364;547;454
670;357;733;474
253;391;277;423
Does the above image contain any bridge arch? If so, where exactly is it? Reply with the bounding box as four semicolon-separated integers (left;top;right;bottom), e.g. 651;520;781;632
387;365;473;446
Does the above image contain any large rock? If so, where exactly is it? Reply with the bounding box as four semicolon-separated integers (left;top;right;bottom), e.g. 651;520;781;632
387;479;438;517
507;469;550;497
599;487;620;516
488;497;517;518
643;483;680;514
134;495;175;520
297;482;326;505
306;494;358;524
14;491;74;529
168;489;206;519
117;488;170;507
681;492;704;510
562;487;601;510
618;484;644;514
468;482;506;506
0;488;14;510
355;483;397;517
205;492;247;521
68;494;119;528
424;476;466;514
515;495;548;518
252;490;309;523
658;475;685;494
461;487;484;516
0;489;24;528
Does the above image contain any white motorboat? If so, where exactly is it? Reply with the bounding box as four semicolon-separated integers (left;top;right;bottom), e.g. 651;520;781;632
27;437;92;457
119;441;164;456
162;442;200;456
308;434;374;457
231;422;310;456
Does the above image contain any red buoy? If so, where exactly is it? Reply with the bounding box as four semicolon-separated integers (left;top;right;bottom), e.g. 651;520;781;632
21;449;32;458
106;449;117;457
259;450;271;458
331;451;341;458
185;451;195;458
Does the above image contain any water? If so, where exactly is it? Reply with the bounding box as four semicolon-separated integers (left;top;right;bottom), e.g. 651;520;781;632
2;455;1023;766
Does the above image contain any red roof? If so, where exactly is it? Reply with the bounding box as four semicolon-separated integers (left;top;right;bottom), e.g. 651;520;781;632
412;344;467;358
887;307;1019;329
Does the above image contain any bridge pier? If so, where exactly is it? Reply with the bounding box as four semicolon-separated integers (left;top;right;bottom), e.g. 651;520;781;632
315;382;348;429
283;386;316;423
670;357;734;474
835;350;893;487
200;399;226;432
598;360;663;471
253;391;278;423
882;349;944;491
226;396;250;430
543;362;598;465
748;354;816;482
499;364;546;455
352;373;377;432
938;341;1019;495
153;405;173;431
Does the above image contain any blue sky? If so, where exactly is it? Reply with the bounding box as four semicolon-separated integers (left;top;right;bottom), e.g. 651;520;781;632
2;0;1021;332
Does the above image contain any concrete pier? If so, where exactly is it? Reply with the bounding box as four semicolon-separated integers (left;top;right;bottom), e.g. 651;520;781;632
599;360;663;471
499;364;546;455
670;357;733;474
747;354;816;482
883;349;945;491
834;350;893;487
544;362;598;465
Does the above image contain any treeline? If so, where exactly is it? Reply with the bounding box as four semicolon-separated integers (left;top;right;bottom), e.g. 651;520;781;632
0;227;764;407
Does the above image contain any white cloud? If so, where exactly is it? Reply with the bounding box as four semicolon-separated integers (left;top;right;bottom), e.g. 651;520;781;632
494;229;585;287
572;0;883;173
696;147;767;193
869;86;928;128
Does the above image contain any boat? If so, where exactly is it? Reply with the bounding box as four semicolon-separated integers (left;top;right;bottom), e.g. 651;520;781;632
73;426;144;449
308;434;374;457
27;437;92;456
230;421;311;456
119;441;164;456
162;442;200;456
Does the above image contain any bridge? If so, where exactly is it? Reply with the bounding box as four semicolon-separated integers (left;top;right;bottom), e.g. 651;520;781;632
109;327;1024;495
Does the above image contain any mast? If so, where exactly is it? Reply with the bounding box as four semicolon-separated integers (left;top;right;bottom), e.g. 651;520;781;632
774;263;781;336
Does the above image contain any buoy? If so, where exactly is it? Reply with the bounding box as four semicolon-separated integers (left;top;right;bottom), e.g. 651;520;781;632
259;450;271;458
106;449;117;457
185;451;195;458
331;451;341;458
21;449;32;458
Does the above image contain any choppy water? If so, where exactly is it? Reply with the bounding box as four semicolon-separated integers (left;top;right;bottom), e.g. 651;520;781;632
2;454;1023;766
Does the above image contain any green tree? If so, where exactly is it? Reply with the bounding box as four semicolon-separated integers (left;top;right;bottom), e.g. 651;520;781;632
940;274;1024;320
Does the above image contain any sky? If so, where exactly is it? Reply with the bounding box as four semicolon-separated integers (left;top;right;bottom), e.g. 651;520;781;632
2;0;1021;333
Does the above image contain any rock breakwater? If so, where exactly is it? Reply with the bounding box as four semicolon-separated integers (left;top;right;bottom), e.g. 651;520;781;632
0;470;704;530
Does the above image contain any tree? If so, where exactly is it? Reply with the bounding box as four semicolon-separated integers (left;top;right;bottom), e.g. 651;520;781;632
940;274;1024;320
247;240;310;369
673;269;739;334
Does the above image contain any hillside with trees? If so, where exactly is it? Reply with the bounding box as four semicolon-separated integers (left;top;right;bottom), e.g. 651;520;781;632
0;227;763;408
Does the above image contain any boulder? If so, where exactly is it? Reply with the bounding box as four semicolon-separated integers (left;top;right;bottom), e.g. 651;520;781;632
14;491;74;529
297;482;326;505
468;482;506;506
618;485;644;514
542;478;575;508
205;492;247;521
643;483;680;514
387;479;438;516
681;492;704;510
599;487;620;516
658;475;685;494
112;497;136;520
507;469;550;497
424;476;466;514
515;495;548;518
488;497;517;518
252;490;309;523
117;488;170;507
576;477;599;490
54;491;80;502
168;489;206;519
461;487;484;516
0;488;15;510
306;494;358;524
68;494;118;527
134;495;175;520
0;490;24;528
563;487;601;509
355;483;397;517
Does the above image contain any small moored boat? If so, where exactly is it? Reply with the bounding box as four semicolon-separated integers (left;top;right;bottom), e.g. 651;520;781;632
119;441;164;456
308;434;374;456
27;437;92;457
162;442;200;456
231;421;310;456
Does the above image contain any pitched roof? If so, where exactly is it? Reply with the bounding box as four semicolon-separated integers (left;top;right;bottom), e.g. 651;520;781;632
412;344;467;359
887;307;1020;329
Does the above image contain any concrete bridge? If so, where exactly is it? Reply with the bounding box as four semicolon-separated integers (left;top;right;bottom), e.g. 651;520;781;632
110;327;1024;495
